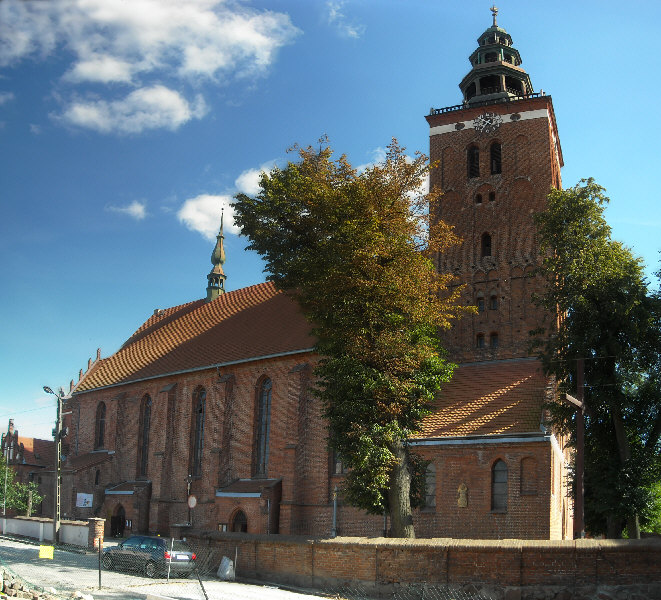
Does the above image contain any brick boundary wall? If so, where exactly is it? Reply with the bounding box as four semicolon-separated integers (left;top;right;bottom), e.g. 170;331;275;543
182;532;661;600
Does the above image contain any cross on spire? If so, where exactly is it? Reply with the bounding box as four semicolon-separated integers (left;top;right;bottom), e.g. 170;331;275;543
490;4;498;27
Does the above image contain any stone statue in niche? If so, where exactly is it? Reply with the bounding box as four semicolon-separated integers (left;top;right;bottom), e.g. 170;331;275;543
457;483;468;507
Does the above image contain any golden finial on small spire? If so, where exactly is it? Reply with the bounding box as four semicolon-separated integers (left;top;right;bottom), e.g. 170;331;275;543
490;4;499;27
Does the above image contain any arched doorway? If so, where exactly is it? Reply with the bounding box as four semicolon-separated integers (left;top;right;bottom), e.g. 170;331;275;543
231;510;247;533
110;504;126;538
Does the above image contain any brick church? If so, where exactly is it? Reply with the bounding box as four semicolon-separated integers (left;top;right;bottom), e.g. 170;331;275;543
60;9;573;540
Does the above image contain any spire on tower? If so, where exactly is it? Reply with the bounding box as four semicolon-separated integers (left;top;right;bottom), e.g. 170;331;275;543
490;4;498;27
206;209;227;301
457;8;533;105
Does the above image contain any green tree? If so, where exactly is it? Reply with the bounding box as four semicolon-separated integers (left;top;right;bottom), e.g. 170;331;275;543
534;179;661;538
233;139;464;537
0;455;43;516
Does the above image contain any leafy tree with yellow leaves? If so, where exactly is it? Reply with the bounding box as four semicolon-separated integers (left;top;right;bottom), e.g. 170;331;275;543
233;139;464;537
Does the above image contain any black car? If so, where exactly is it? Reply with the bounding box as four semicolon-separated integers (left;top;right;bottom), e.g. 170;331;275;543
102;535;196;578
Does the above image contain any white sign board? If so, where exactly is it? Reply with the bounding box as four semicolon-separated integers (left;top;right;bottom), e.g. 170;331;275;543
76;493;93;508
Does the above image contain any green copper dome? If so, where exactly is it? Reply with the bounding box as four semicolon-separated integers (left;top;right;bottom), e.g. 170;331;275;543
459;6;533;105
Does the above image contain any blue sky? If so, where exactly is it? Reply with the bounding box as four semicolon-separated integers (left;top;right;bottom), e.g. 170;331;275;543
1;0;659;440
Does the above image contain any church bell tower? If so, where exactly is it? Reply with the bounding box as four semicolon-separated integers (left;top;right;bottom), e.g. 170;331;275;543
427;7;563;363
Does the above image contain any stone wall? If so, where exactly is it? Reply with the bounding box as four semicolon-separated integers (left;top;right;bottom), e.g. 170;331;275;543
183;532;661;600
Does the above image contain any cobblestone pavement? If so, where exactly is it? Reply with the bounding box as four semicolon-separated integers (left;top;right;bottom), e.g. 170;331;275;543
0;537;325;600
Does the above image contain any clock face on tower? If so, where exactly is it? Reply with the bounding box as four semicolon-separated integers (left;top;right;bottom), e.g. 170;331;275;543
473;112;503;134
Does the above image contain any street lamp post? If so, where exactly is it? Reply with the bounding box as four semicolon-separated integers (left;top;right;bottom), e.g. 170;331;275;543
2;432;8;518
43;386;65;545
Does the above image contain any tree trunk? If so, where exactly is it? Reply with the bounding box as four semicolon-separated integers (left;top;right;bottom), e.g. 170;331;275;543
387;440;415;538
608;367;641;540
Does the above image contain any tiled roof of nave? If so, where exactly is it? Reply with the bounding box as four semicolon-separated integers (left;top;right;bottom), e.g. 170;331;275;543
75;281;315;392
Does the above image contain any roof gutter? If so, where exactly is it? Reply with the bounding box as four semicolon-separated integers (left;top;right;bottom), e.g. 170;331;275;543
409;431;565;461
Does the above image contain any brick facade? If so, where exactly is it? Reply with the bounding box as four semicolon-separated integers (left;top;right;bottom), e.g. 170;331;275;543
427;95;562;363
61;334;572;540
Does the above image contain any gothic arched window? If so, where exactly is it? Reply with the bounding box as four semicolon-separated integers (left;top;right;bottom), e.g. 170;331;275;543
231;510;248;533
424;463;436;508
490;332;499;348
481;233;492;257
95;402;106;449
254;378;272;477
490;142;502;174
467;145;480;178
492;459;508;511
138;395;152;477
191;388;206;477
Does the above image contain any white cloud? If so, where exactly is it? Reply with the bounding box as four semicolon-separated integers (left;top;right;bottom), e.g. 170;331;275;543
235;161;275;196
0;0;300;133
107;200;147;220
356;146;387;173
64;55;134;84
326;1;365;39
178;194;240;241
61;86;207;134
0;1;58;67
0;91;14;106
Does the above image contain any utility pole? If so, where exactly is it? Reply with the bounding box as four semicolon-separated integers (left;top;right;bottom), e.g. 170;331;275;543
43;386;65;545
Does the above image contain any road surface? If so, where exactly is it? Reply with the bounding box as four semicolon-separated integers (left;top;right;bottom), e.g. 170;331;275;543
0;537;327;600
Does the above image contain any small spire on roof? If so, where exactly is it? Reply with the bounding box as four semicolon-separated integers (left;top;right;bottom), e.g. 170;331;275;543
490;4;498;27
206;208;227;301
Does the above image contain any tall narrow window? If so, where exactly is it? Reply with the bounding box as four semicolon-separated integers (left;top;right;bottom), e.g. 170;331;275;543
95;402;106;449
490;142;502;174
490;332;499;348
254;378;272;477
424;463;436;508
476;333;485;349
489;295;498;310
467;146;480;178
138;395;152;476
332;448;347;475
191;388;206;477
492;459;508;511
481;233;492;257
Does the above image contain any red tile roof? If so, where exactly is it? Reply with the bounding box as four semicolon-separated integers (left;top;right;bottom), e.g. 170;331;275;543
74;282;315;392
18;438;55;468
415;359;550;438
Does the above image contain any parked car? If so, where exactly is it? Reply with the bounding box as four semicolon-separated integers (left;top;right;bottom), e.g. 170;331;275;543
102;535;196;578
